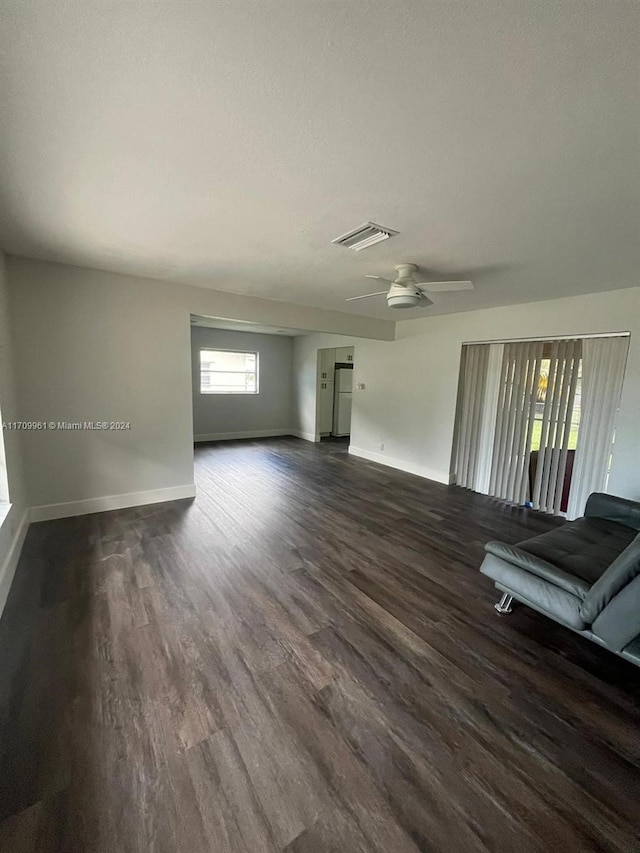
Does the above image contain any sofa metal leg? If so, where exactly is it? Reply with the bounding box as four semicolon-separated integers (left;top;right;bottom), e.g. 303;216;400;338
494;592;514;614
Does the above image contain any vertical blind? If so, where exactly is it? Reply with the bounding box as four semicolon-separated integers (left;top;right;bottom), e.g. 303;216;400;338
566;335;629;519
454;336;600;517
453;344;490;490
489;338;581;514
489;340;545;506
530;338;581;514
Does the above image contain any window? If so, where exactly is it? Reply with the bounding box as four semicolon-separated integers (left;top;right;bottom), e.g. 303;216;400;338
199;349;258;394
530;354;582;452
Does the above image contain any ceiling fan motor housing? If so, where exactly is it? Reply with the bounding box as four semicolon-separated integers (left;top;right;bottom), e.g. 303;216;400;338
388;266;422;307
394;263;419;279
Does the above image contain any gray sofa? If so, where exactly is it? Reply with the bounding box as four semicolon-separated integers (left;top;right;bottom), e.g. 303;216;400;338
480;493;640;666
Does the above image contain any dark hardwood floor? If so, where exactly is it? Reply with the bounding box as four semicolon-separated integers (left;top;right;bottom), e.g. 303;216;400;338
1;437;639;852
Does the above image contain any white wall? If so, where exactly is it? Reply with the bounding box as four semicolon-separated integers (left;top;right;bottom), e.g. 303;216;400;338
9;261;196;513
191;326;293;440
293;287;640;501
6;257;392;515
0;253;29;615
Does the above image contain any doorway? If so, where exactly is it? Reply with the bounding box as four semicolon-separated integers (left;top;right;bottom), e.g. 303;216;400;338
316;346;354;440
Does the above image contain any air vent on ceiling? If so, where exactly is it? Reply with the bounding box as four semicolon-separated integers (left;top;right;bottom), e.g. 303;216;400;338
331;221;398;251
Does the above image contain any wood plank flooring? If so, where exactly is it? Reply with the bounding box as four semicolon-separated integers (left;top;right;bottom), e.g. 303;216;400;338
1;437;639;852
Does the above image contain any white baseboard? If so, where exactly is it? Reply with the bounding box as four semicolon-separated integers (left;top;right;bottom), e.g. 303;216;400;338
30;483;197;523
290;430;320;443
194;428;294;443
348;446;450;485
0;507;30;617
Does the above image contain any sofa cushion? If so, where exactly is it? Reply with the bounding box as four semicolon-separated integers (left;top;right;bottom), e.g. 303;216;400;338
480;553;587;630
580;533;640;623
516;518;637;587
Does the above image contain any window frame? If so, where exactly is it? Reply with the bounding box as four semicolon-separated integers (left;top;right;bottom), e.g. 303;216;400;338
198;347;259;396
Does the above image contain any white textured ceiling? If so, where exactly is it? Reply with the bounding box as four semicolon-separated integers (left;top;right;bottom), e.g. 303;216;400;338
0;1;638;320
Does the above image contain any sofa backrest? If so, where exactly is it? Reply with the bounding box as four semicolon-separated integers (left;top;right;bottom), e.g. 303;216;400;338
580;533;640;623
585;493;640;531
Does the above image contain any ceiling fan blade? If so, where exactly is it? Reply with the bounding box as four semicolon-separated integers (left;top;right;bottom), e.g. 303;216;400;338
345;290;389;302
419;292;434;306
365;275;395;285
418;280;474;293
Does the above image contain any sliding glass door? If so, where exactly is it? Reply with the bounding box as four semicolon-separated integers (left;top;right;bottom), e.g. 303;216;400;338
453;334;628;518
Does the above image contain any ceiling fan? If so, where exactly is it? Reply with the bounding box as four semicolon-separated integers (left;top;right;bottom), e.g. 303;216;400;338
346;263;474;309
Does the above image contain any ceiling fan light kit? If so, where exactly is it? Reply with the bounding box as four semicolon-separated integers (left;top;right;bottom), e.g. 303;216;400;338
387;288;431;309
345;263;474;310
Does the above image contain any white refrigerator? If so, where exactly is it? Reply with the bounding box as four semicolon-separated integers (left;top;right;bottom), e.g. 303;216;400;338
332;368;353;436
